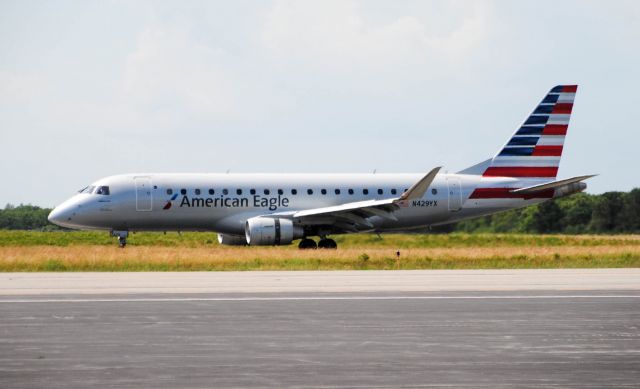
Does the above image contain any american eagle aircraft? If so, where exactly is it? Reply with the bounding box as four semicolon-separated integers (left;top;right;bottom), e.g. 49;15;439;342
49;85;594;248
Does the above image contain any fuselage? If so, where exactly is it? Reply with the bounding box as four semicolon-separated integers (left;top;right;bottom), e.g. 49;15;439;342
47;84;591;248
48;172;547;237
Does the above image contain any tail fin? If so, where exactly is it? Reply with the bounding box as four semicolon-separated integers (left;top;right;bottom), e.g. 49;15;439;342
461;85;577;179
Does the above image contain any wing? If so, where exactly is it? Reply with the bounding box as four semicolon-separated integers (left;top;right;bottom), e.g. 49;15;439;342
270;167;441;232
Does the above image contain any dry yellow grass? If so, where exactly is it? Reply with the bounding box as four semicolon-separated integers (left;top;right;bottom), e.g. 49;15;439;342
1;244;639;271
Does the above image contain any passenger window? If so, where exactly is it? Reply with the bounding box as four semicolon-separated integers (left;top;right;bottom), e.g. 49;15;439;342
432;188;438;195
404;188;409;193
195;189;201;195
335;189;340;195
237;189;242;195
391;189;397;195
180;189;187;195
264;189;270;195
363;189;369;195
307;189;313;195
250;189;256;195
348;189;354;195
223;189;229;195
321;189;327;195
209;189;214;195
167;189;173;195
377;189;383;195
291;189;297;195
278;189;283;195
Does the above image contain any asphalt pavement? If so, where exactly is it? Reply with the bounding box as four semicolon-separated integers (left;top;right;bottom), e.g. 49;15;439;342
1;288;639;388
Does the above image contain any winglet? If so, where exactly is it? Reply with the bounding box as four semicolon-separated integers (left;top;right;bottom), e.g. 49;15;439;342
397;167;442;202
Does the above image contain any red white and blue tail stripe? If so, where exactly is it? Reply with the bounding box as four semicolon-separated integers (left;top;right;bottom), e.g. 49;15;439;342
482;85;577;179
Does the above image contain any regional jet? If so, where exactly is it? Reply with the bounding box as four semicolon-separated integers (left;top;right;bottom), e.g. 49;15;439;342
48;85;595;249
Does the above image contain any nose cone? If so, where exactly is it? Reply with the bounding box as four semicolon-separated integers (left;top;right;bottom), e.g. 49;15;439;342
48;204;73;228
48;199;82;229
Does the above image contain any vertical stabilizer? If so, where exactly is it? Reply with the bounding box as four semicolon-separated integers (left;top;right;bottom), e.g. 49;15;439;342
484;85;577;179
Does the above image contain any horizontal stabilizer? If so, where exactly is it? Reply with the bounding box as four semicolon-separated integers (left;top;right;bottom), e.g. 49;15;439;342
511;175;597;195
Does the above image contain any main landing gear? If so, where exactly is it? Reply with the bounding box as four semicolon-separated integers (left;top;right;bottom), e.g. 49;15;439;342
318;238;337;249
298;237;337;250
111;230;129;248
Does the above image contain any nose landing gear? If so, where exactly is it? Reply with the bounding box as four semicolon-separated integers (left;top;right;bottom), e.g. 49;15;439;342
111;230;129;248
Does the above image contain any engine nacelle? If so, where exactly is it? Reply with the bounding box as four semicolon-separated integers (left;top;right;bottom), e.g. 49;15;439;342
553;182;587;198
245;217;303;246
217;233;248;246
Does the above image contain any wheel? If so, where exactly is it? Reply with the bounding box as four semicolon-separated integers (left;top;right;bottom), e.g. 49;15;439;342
298;238;317;250
118;236;127;248
318;238;337;249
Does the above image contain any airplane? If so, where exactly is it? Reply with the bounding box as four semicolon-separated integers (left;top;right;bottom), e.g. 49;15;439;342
48;85;595;249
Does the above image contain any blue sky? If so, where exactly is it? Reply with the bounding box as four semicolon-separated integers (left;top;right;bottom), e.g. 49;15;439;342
1;0;639;206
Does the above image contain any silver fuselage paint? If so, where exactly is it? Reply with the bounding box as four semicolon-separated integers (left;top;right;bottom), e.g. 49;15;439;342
48;173;548;236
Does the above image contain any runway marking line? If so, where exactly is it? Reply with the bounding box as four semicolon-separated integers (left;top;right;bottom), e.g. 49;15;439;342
0;295;639;303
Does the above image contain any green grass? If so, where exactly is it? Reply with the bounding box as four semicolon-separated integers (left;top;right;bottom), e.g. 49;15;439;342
0;230;220;247
1;230;639;248
0;231;639;271
2;252;639;272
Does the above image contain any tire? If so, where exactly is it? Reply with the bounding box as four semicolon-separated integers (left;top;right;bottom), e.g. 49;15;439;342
298;238;317;250
318;238;337;249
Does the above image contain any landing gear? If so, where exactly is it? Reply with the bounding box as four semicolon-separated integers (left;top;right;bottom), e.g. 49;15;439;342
318;238;337;249
111;230;129;248
298;238;317;250
298;237;338;249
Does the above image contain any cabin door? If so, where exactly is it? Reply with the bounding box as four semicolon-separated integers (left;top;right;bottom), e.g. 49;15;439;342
447;178;462;212
135;177;153;211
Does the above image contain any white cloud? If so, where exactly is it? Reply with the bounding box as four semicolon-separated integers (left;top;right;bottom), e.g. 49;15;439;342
123;28;234;118
0;71;48;102
262;0;490;70
119;26;296;132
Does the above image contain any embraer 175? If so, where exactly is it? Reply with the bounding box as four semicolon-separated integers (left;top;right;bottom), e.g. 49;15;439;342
49;85;595;249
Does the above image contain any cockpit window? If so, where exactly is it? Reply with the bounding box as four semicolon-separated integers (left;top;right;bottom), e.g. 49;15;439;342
79;186;96;194
95;186;110;195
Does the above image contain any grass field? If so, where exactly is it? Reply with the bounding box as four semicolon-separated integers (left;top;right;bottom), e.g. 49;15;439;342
0;231;639;271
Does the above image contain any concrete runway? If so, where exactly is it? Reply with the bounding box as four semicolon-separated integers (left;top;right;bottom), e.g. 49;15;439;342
2;268;640;294
1;270;640;388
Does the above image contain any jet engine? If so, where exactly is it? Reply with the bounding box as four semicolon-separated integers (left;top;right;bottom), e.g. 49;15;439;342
217;233;248;246
553;182;587;198
245;217;303;246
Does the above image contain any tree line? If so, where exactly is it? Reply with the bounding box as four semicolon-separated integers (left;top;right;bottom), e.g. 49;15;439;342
453;189;640;234
1;188;639;233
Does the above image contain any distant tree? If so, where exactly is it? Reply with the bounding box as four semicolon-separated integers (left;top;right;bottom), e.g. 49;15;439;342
558;193;595;234
524;200;564;233
455;215;493;233
620;189;640;232
488;208;525;232
0;204;54;230
589;192;625;233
